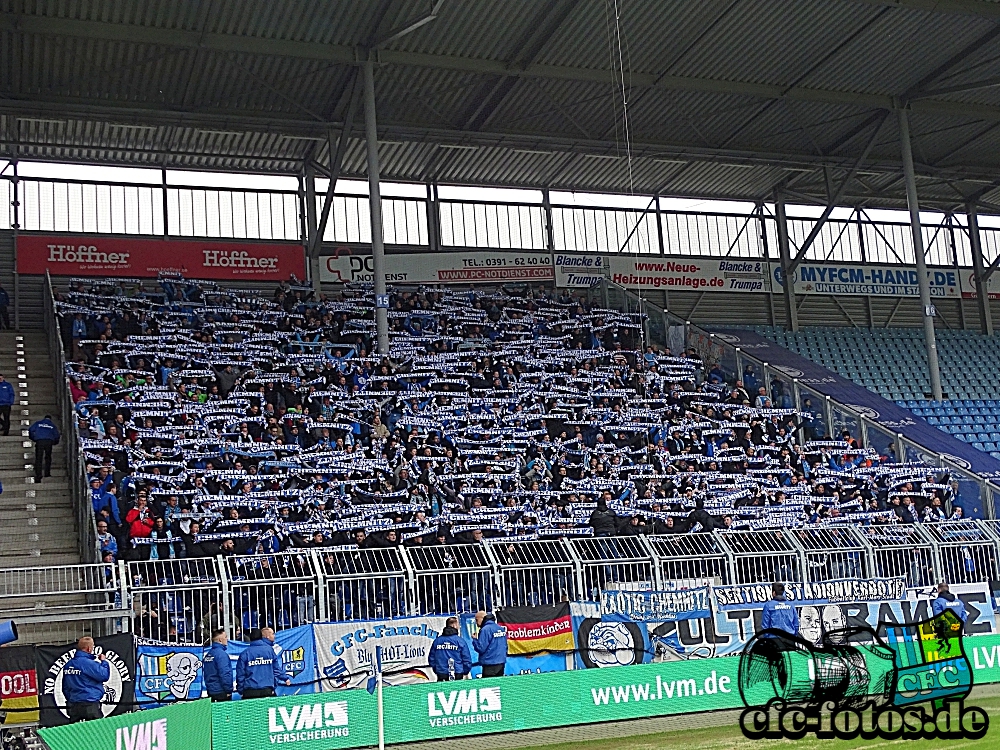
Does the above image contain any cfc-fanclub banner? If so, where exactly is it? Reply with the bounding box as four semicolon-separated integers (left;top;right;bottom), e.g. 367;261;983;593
17;235;306;281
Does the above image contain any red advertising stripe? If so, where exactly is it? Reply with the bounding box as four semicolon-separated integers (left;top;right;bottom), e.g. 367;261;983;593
16;234;305;281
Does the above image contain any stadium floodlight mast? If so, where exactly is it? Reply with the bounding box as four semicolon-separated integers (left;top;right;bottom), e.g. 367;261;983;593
898;107;943;402
364;56;390;355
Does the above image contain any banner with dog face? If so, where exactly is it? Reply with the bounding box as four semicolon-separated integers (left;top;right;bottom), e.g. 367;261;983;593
136;625;318;707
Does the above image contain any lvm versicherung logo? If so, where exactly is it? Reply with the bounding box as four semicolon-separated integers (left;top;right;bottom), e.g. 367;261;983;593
267;701;350;744
427;687;503;727
116;718;166;750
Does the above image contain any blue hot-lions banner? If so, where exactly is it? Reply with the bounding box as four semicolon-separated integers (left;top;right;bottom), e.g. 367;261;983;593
710;328;1000;493
136;624;318;708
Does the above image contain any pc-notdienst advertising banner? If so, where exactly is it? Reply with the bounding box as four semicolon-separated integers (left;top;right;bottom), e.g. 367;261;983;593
320;250;553;285
16;234;306;281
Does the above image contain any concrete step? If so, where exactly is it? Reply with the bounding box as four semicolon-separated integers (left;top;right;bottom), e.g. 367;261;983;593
0;553;82;568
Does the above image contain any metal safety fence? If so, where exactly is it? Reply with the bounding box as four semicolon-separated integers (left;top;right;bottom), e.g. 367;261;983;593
9;520;1000;645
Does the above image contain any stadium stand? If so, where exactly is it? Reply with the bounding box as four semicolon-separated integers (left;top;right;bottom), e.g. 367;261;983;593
757;326;1000;458
50;274;965;641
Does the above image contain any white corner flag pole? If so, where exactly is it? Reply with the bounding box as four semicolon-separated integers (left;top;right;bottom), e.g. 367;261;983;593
376;645;385;750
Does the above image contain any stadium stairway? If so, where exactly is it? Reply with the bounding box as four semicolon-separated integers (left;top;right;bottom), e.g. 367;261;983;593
0;330;79;568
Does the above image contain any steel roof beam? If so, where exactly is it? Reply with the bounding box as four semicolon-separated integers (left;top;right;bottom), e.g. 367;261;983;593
7;12;1000;120
787;112;889;273
6;93;1000;185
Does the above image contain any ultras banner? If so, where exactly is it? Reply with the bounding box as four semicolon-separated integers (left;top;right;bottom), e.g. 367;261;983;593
35;634;136;727
17;234;306;281
39;697;210;750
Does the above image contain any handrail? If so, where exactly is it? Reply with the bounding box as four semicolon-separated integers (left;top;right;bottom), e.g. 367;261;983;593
43;271;100;562
603;277;1000;521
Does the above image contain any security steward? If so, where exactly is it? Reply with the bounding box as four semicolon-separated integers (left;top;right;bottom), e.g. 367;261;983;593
429;617;472;681
761;582;800;637
203;628;234;702
236;627;291;699
62;637;110;722
932;582;969;625
473;611;508;678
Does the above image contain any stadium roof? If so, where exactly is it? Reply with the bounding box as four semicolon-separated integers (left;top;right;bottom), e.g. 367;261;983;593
6;0;1000;209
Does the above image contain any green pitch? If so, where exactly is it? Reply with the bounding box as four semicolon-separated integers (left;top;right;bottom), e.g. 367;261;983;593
510;694;1000;750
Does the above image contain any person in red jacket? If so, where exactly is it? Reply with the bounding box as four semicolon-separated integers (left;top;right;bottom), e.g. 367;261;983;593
125;495;155;558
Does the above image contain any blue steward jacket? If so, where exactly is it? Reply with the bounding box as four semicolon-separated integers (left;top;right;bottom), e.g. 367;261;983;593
235;639;288;692
29;418;60;443
203;642;234;695
429;629;472;676
62;651;111;704
473;618;508;666
761;597;800;636
933;592;968;623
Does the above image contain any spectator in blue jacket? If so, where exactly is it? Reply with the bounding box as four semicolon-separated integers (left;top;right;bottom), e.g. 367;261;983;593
236;627;290;698
761;583;800;637
62;637;111;722
932;582;968;625
0;373;14;436
473;611;508;678
28;415;60;483
90;476;121;526
429;617;472;681
203;629;234;702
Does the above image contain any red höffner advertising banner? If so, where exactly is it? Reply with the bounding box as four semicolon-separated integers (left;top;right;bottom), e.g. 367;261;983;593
16;235;306;281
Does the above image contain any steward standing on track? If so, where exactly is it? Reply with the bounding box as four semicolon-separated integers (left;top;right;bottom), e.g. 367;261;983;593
932;582;968;624
62;637;110;722
203;628;234;702
473;611;508;678
429;617;472;681
236;627;290;698
761;582;800;637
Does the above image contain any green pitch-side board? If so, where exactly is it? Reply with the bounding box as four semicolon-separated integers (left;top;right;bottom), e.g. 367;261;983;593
35;633;1000;750
38;697;211;750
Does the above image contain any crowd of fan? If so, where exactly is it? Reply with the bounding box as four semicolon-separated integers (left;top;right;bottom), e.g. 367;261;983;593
55;275;963;579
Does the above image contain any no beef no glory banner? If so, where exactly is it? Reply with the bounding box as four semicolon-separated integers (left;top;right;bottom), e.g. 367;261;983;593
321;251;553;285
